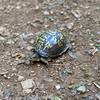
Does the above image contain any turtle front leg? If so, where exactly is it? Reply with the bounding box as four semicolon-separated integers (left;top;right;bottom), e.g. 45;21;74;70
40;57;50;67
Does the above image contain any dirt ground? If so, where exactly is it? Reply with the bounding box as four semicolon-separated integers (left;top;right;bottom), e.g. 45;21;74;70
0;0;100;100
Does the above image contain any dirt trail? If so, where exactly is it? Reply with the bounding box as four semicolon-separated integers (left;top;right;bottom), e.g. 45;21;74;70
0;0;100;99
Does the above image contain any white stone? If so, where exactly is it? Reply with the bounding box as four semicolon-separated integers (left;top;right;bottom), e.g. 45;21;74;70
55;84;61;90
66;22;74;29
21;79;35;89
71;10;81;18
35;5;39;10
77;85;86;93
0;36;5;41
6;39;15;44
18;75;24;81
43;11;50;15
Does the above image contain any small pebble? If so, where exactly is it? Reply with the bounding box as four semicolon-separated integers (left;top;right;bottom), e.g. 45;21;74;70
18;75;24;81
77;85;86;93
50;10;54;14
60;11;64;15
21;79;35;89
3;74;11;79
16;6;21;9
26;46;33;51
55;84;61;90
66;22;74;29
43;10;50;15
93;82;100;89
34;5;39;10
6;39;15;44
71;10;81;18
0;36;6;41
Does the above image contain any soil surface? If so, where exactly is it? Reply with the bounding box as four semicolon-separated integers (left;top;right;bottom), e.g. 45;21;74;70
0;0;100;100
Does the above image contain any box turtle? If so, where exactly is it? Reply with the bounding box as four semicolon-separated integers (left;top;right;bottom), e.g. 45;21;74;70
20;29;72;66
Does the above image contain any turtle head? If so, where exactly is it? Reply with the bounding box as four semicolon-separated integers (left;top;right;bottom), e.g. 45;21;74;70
17;52;40;65
30;52;40;62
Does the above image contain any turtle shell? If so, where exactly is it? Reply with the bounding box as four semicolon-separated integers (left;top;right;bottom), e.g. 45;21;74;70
33;30;68;58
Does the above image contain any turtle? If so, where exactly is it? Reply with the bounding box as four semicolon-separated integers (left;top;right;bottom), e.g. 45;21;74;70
19;30;72;66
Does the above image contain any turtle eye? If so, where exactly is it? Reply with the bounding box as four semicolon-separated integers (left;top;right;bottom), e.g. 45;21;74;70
31;48;35;52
